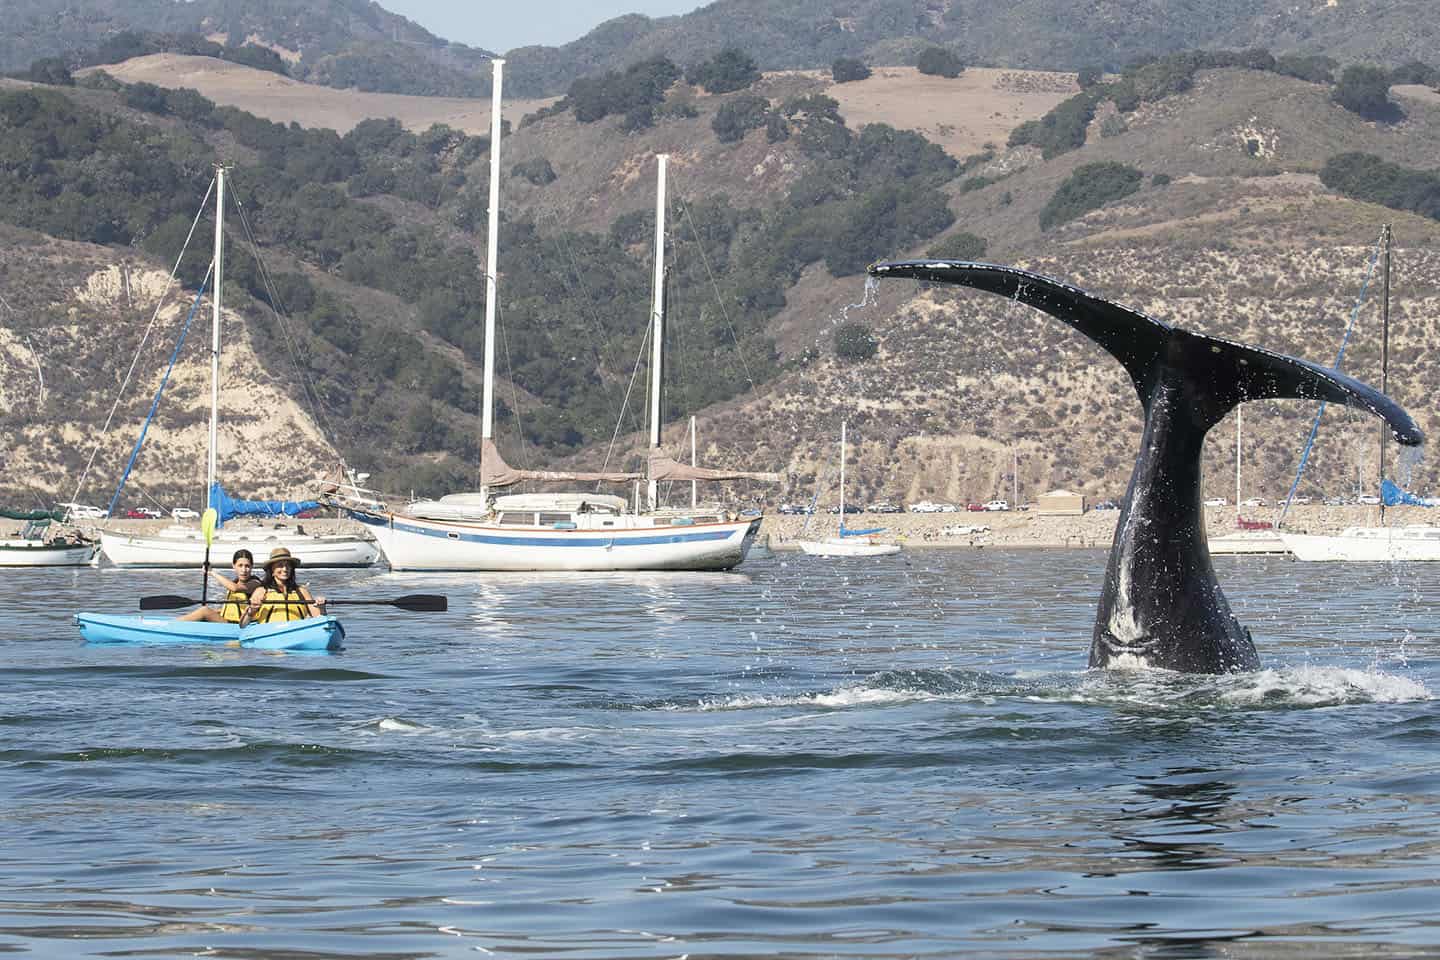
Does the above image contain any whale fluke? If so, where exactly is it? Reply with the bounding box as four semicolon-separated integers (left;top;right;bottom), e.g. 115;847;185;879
870;259;1423;673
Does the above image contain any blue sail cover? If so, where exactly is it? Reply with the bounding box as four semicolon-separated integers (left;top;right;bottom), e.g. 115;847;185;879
208;483;319;527
840;523;887;537
1381;479;1437;507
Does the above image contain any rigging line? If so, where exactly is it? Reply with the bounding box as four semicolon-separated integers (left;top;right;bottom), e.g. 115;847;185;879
496;300;534;474
536;205;642;455
1277;228;1386;528
538;207;609;371
671;178;760;394
597;317;653;479
68;176;216;509
230;188;340;449
105;264;213;519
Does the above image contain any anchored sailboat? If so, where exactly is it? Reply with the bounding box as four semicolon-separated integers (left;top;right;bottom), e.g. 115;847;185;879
99;167;380;568
343;60;775;571
1281;225;1440;561
795;422;901;558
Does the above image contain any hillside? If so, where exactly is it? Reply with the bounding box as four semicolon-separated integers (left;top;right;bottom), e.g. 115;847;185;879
9;0;1440;102
5;55;1440;516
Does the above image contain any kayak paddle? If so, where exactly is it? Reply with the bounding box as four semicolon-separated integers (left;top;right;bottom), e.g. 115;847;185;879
199;507;217;606
139;593;447;612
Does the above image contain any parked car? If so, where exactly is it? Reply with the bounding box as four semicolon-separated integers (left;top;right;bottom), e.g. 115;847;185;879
1092;500;1120;511
1203;497;1227;507
965;503;986;511
778;503;812;515
828;504;862;514
1290;496;1312;505
910;500;957;513
868;500;903;514
983;500;1010;512
59;503;106;520
171;507;200;520
1240;497;1266;507
124;507;162;519
1356;494;1382;505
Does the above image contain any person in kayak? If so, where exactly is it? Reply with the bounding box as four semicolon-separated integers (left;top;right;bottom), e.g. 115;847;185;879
178;548;262;623
241;547;327;624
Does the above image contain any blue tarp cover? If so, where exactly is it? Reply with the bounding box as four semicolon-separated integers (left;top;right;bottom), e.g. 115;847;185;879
1381;478;1434;507
840;523;887;537
208;483;319;527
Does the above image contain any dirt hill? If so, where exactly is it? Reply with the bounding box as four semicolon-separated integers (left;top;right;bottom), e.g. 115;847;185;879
5;59;1440;513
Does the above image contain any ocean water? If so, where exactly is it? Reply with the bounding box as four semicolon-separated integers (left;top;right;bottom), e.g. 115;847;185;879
2;549;1438;958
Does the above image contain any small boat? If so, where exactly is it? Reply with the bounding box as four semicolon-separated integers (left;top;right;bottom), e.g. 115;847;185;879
799;537;902;558
75;613;345;651
794;422;902;558
0;518;98;567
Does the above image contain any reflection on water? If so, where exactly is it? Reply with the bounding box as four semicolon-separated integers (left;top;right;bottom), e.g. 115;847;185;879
2;551;1438;957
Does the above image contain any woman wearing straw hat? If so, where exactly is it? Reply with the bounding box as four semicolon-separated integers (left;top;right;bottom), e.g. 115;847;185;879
241;547;327;625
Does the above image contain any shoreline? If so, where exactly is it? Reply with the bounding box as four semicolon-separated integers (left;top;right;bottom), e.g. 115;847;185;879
760;503;1418;550
31;503;1423;555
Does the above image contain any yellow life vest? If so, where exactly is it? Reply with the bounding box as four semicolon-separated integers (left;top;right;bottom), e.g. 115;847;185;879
220;587;252;624
254;587;310;623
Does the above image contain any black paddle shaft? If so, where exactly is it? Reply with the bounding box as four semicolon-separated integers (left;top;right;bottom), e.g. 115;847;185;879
138;593;447;612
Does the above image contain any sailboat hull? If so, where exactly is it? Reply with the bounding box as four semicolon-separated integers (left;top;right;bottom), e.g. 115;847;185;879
353;510;761;572
1280;527;1440;562
99;527;380;567
0;540;99;566
795;537;901;558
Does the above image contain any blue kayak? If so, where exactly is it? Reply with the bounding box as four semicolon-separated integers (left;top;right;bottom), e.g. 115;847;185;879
75;613;345;652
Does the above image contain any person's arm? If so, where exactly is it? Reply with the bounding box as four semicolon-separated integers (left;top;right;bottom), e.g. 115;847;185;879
210;569;239;592
240;585;266;626
301;586;326;618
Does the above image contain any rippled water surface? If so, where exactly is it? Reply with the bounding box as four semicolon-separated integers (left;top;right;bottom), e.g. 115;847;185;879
3;550;1440;958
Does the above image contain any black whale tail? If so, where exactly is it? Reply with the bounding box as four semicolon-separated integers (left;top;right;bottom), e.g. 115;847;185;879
869;259;1423;674
869;259;1423;445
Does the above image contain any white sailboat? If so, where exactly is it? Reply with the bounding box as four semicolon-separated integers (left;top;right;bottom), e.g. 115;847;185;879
342;59;774;572
795;422;901;558
99;167;380;568
1207;407;1289;556
1281;225;1440;561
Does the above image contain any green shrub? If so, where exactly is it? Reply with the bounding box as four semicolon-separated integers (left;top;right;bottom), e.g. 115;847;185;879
1333;65;1398;121
834;322;878;362
712;95;771;143
926;231;988;260
832;58;871;83
687;49;760;94
916;47;964;79
512;157;557;185
1038;161;1143;231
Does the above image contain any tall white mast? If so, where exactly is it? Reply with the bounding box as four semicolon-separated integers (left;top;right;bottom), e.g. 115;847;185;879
646;153;669;511
839;420;847;529
1234;406;1242;517
690;414;698;509
479;58;504;503
207;166;224;509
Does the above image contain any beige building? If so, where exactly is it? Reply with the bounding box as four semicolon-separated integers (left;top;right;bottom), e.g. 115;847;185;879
1035;489;1086;515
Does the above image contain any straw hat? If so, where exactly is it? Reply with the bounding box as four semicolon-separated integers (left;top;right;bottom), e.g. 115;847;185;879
262;546;301;570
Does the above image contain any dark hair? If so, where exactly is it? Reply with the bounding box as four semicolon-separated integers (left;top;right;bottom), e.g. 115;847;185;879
232;548;254;563
261;563;303;592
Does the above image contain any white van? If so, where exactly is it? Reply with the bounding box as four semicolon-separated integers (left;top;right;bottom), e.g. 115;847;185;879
58;503;106;520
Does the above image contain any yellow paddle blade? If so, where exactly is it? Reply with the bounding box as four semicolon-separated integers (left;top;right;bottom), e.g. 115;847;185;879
201;508;218;546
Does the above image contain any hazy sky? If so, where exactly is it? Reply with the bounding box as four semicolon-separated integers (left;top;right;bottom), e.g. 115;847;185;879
375;1;711;54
